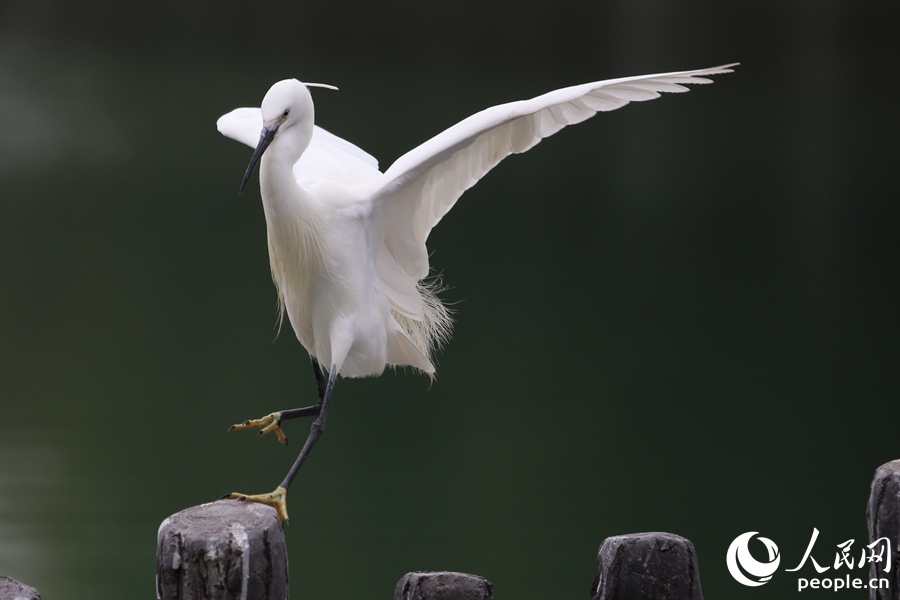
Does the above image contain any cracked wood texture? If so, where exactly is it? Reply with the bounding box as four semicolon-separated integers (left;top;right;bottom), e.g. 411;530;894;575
395;572;493;600
157;500;289;600
0;575;41;600
868;460;900;600
591;532;703;600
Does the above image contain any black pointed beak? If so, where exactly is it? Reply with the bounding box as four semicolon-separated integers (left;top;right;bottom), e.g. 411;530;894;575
240;124;279;193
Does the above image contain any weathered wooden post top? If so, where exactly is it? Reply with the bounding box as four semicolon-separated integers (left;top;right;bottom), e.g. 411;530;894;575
157;499;289;600
0;575;41;600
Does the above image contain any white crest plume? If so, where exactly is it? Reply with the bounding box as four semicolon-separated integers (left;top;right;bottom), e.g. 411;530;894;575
303;82;339;91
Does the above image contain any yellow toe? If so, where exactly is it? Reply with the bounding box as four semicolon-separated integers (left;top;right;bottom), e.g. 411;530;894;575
228;412;287;445
226;486;289;525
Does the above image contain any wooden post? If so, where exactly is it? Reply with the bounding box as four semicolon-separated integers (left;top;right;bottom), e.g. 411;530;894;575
156;499;289;600
591;532;703;600
0;575;41;600
868;460;900;600
395;571;493;600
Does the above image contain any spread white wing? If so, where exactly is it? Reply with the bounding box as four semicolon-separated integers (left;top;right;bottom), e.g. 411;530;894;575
369;64;737;320
217;107;382;186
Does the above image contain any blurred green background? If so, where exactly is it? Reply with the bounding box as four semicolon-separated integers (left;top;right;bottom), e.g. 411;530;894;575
1;0;898;598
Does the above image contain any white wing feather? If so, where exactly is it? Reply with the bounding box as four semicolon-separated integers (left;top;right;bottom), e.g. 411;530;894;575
216;107;381;186
371;64;738;302
296;126;381;186
216;107;263;148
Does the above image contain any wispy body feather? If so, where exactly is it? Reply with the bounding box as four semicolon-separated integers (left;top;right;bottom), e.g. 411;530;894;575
391;275;453;365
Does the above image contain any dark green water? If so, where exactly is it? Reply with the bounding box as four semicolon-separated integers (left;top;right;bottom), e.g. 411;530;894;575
1;1;898;598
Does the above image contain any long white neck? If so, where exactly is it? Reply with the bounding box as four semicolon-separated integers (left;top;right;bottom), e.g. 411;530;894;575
258;118;328;305
260;119;313;200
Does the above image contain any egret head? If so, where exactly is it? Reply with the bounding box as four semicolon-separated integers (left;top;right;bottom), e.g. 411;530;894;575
240;79;331;192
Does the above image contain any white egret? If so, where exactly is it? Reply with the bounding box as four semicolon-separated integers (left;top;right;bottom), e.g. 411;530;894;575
218;64;736;523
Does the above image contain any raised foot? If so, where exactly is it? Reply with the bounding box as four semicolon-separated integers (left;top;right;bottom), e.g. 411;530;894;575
224;486;289;525
228;412;287;445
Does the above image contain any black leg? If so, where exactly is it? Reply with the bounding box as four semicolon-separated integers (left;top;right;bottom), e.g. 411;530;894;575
313;357;326;400
275;358;326;420
223;361;337;525
279;364;337;492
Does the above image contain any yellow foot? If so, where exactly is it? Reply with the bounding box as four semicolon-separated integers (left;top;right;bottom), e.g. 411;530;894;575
224;486;289;525
228;412;287;445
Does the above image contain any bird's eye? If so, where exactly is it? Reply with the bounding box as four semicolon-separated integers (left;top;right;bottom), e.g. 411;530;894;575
282;109;290;118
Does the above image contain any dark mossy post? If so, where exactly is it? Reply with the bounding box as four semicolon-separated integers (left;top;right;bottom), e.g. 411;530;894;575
868;460;900;600
157;500;289;600
395;572;493;600
591;532;703;600
0;575;41;600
